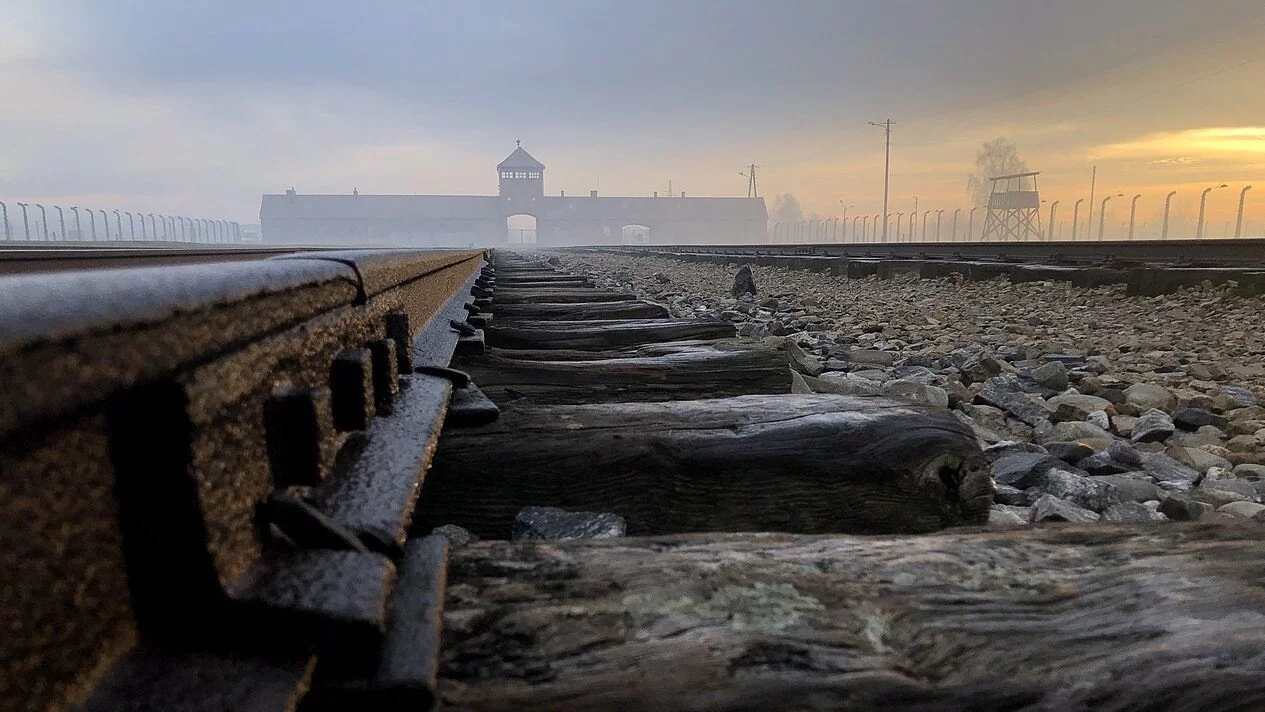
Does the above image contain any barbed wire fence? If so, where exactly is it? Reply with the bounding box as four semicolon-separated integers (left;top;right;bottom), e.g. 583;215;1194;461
0;200;242;243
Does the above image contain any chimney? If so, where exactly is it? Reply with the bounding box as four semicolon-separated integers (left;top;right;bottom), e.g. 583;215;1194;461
590;190;598;198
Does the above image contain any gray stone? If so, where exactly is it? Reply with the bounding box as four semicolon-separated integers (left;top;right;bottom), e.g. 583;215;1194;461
1092;475;1163;503
1202;466;1234;481
975;375;1051;427
1221;386;1257;409
1047;393;1114;413
892;365;940;384
1031;361;1069;391
1125;383;1177;412
987;505;1028;527
1087;410;1112;431
431;524;478;546
1050;402;1091;424
1139;451;1202;485
1076;452;1134;476
1158;494;1214;521
882;379;949;408
1029;494;1100;523
1106;441;1144;466
786;340;824;377
1040;420;1114;445
732;265;757;297
960;351;1004;384
1167;446;1231;474
982;440;1049;463
810;372;883;396
1172;407;1228;432
1232;463;1265;480
1198;478;1260;503
1101;501;1168;523
991;453;1064;488
1025;468;1120;512
993;484;1030;506
1192;485;1255;509
512;506;627;541
1044;441;1095;464
1217;501;1265;519
1131;409;1175;443
848;349;896;366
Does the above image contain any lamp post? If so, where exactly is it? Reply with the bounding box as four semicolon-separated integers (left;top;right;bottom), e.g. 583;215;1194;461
1098;193;1123;240
113;210;123;242
1127;194;1142;240
148;214;157;240
859;216;868;243
895;213;904;241
97;210;108;239
851;216;861;242
922;210;931;241
55;206;65;240
71;207;82;241
34;204;48;241
1236;186;1253;238
16;202;30;240
125;212;136;240
839;201;851;242
951;208;961;242
1161;191;1178;239
180;217;188;242
1196;184;1228;239
87;209;97;241
934;209;944;241
1071;199;1085;240
0;201;9;240
1048;201;1059;241
968;207;980;242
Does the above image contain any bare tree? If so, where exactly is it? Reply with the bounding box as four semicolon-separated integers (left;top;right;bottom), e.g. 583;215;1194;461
967;138;1028;208
770;194;804;223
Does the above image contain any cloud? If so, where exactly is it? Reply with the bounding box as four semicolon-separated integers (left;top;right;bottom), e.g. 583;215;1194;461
1150;156;1199;165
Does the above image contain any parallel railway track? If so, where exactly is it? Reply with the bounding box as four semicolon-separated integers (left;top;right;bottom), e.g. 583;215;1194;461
6;245;1265;710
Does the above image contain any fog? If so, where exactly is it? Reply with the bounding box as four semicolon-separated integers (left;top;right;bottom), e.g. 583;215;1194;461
1;0;1263;241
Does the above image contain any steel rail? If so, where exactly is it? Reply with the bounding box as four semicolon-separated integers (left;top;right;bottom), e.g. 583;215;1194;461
0;248;490;710
599;238;1265;268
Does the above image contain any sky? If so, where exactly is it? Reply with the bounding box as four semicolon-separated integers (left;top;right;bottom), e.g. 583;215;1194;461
2;0;1264;238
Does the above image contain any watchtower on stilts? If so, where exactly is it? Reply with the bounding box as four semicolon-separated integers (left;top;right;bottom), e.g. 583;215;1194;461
980;171;1043;241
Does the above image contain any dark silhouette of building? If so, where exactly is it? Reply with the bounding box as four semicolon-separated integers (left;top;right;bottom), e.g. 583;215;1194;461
260;144;768;246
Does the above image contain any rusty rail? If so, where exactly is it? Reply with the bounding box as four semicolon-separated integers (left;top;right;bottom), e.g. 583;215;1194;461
0;248;489;711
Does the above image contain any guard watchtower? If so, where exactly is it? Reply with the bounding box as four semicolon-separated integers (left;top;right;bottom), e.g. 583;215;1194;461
498;141;545;208
980;171;1043;242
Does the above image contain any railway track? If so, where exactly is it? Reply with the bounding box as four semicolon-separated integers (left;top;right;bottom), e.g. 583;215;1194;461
5;247;1265;711
0;244;352;274
600;239;1265;295
624;237;1265;266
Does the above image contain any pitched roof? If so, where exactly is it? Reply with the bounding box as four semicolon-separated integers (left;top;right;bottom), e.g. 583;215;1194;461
260;194;501;220
497;146;545;171
535;196;767;222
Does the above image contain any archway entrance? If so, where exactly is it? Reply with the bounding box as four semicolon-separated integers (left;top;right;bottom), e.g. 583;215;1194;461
621;224;651;245
507;214;537;244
